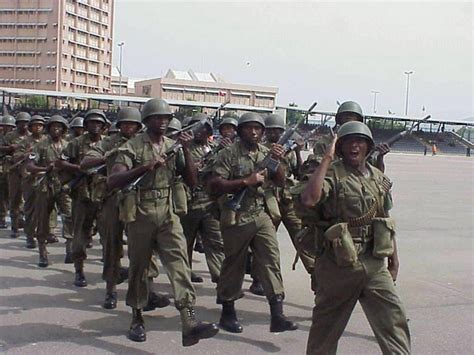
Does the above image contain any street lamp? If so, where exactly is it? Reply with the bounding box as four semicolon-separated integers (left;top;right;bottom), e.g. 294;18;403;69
404;71;413;116
117;41;125;106
371;90;380;113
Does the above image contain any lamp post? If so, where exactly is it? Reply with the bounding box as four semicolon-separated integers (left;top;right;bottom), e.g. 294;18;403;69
371;90;380;113
117;41;125;107
404;71;413;116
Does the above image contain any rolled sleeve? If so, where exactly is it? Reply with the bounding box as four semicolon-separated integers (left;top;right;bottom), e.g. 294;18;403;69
212;149;232;179
113;146;135;170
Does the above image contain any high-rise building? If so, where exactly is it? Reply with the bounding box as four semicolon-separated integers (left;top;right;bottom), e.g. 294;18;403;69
0;0;114;93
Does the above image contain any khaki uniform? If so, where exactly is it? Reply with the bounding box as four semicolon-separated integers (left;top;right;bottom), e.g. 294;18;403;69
0;135;9;222
85;133;160;285
15;135;47;240
114;132;195;309
3;130;29;232
33;136;73;243
62;133;104;263
181;141;224;282
304;160;410;354
264;142;315;274
213;141;285;302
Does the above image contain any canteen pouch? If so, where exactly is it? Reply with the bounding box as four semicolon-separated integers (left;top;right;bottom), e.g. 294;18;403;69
372;217;395;258
324;222;357;267
118;190;137;223
90;174;107;205
218;194;237;228
263;188;281;226
172;181;188;217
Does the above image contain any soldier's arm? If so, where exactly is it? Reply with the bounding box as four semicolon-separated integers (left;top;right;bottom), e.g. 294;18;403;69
268;143;287;188
210;171;265;194
300;135;336;207
57;141;81;173
178;132;198;187
107;162;151;190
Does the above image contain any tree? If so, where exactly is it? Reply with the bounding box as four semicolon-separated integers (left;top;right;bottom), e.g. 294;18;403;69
286;102;303;125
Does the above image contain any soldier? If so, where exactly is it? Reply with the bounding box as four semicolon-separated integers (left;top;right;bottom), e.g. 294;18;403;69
81;107;169;311
210;112;298;334
58;109;106;287
14;115;47;248
2;112;31;238
0;115;16;229
181;113;225;284
67;116;84;141
107;122;119;136
26;115;73;267
308;101;389;173
299;121;410;354
218;114;238;143
263;113;315;275
107;98;218;345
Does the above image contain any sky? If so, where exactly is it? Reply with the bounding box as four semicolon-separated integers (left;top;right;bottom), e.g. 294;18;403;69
113;0;473;120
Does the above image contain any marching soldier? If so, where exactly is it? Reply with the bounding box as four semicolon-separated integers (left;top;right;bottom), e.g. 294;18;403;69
58;109;106;287
2;112;31;238
26;115;73;267
263;113;315;274
107;98;218;345
299;121;410;354
81;107;169;311
14;115;47;248
181;113;225;284
0;115;16;229
210;112;298;334
66;116;84;141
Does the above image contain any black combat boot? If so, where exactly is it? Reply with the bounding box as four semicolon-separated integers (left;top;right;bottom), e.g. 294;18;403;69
249;279;265;296
38;242;49;268
180;306;219;347
269;295;298;333
64;240;73;264
74;261;87;287
26;235;37;249
143;292;171;311
219;301;243;333
117;266;129;285
128;308;146;342
103;292;117;310
191;271;203;283
47;233;59;244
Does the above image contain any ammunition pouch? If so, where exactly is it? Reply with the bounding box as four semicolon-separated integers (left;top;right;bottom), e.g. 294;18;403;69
118;190;137;223
172;181;188;217
324;222;358;267
372;217;395;258
264;188;281;225
90;174;107;205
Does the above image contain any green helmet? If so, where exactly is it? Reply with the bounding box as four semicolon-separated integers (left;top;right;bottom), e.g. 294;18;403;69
190;113;213;132
117;107;143;129
336;121;374;155
47;115;69;131
167;117;182;132
219;116;238;129
264;113;285;130
238;112;265;129
69;116;84;128
141;98;173;122
84;109;107;124
15;112;31;123
336;101;364;123
1;115;17;127
29;115;46;125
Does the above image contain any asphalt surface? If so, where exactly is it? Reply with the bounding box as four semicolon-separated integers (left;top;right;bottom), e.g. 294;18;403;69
0;153;473;354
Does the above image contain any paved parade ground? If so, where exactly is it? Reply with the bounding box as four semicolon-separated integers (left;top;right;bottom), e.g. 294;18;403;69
0;153;473;354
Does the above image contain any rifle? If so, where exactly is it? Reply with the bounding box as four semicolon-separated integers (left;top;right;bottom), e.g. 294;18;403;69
368;114;431;160
227;102;317;211
212;99;231;121
122;118;208;193
166;117;211;138
68;163;107;190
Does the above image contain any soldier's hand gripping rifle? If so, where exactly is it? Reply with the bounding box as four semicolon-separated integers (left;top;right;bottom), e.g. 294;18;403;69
122;118;209;193
368;114;431;161
67;163;107;190
227;102;318;211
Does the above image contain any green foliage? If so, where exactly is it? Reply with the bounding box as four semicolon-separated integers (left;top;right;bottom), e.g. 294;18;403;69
286;102;303;125
20;95;48;109
174;105;202;120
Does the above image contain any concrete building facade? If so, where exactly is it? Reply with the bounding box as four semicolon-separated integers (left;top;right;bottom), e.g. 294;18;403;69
135;69;278;111
0;0;114;93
